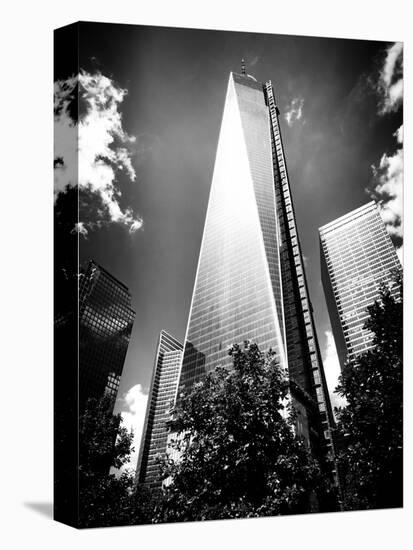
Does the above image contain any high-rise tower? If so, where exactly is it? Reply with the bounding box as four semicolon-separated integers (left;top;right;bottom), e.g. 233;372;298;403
54;259;135;520
178;72;335;466
319;201;402;370
136;330;183;489
78;260;136;410
55;260;136;413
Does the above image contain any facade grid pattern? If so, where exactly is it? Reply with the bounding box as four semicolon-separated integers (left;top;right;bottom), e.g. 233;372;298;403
319;201;402;370
176;72;336;481
178;73;286;393
136;331;183;489
265;81;336;464
78;260;135;412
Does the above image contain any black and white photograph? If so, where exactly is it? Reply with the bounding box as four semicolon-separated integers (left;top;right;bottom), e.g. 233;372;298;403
53;21;404;529
3;1;412;547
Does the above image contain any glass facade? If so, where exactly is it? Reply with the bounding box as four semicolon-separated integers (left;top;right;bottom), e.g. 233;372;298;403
136;331;183;489
320;201;402;370
77;260;136;411
265;81;336;461
179;73;286;394
178;72;335;465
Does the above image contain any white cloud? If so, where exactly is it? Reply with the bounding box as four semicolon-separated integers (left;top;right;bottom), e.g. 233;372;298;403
394;124;403;145
70;221;89;237
322;330;347;412
116;384;148;475
284;97;304;127
370;125;403;239
396;245;403;265
368;43;403;245
54;71;143;235
54;76;77;196
377;42;403;114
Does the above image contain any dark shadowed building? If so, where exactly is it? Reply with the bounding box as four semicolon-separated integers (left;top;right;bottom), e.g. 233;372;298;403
77;260;136;411
55;259;136;413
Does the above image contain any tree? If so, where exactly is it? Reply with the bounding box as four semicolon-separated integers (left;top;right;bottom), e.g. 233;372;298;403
154;342;324;523
334;274;403;510
79;395;154;527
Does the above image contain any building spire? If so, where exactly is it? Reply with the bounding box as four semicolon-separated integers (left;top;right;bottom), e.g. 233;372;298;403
241;58;246;75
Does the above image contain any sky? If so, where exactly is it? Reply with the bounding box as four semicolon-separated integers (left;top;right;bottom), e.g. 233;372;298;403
54;23;403;470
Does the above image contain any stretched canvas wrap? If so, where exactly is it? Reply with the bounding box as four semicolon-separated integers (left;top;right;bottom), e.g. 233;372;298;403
54;22;403;528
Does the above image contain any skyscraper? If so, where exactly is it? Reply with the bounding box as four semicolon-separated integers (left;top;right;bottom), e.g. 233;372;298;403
55;260;136;412
78;260;136;410
319;201;402;370
178;71;335;466
54;259;135;519
136;330;183;489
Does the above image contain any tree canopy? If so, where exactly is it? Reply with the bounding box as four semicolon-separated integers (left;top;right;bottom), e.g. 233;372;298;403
334;274;403;510
76;271;403;525
79;395;153;527
154;342;324;522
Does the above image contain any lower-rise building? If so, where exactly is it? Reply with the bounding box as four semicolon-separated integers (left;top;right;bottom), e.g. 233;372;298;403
319;201;402;370
135;330;183;489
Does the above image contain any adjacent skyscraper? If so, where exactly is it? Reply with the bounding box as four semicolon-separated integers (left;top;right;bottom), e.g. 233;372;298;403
55;259;135;519
319;201;402;370
178;71;336;466
55;259;136;411
136;330;183;489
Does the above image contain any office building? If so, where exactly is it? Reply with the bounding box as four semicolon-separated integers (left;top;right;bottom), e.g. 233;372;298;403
178;71;336;464
319;201;402;370
61;260;136;411
136;330;183;489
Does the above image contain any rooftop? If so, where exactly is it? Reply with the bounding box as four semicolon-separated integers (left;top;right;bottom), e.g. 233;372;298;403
319;201;377;236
